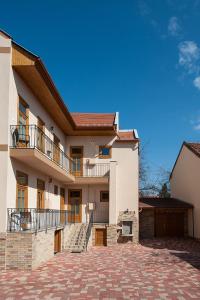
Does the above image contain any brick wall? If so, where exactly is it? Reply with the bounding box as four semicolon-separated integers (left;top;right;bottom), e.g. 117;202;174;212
4;227;68;270
6;232;32;270
0;233;6;270
139;209;154;239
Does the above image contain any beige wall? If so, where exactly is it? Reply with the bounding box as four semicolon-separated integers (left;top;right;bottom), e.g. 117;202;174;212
66;184;109;223
66;136;139;225
7;159;66;210
171;145;200;238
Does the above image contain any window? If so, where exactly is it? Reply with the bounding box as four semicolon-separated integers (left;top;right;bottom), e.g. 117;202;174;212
99;146;112;158
100;191;109;202
54;185;58;195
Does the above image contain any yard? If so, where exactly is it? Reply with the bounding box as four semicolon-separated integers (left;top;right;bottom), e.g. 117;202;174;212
0;239;200;299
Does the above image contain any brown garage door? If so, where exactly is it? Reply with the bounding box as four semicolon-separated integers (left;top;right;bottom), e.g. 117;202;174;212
95;228;107;246
155;212;184;237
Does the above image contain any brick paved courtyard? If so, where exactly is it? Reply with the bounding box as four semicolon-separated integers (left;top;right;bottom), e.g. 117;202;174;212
0;238;200;300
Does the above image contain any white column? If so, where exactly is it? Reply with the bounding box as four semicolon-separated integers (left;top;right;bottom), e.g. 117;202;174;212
0;33;11;232
109;161;117;225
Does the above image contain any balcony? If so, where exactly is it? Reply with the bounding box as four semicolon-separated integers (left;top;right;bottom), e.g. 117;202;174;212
10;125;75;183
7;208;75;232
71;162;110;184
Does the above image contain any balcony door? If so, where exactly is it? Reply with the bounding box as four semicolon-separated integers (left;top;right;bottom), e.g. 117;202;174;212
17;97;29;147
37;179;45;209
70;146;83;176
53;134;60;165
16;171;28;208
60;187;66;223
37;117;45;152
68;190;82;223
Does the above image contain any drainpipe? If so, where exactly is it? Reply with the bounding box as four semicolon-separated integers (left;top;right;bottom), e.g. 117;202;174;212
192;208;195;238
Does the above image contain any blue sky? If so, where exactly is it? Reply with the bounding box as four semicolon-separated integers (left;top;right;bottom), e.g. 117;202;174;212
1;0;200;176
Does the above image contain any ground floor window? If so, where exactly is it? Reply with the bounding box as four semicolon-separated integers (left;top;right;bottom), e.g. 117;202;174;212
100;191;109;202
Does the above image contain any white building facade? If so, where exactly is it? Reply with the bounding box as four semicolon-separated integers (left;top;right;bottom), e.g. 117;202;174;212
0;30;139;269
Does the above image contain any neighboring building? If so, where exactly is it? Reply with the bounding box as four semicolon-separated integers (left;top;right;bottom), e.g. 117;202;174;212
0;30;139;270
170;142;200;240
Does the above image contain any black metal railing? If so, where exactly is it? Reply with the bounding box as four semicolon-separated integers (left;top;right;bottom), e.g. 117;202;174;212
85;211;93;251
7;208;75;232
71;162;110;177
10;125;72;173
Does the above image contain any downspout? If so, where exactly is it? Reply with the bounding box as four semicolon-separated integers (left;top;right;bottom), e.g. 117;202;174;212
192;208;195;238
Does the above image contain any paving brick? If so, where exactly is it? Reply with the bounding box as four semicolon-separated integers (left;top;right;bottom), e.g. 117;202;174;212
0;239;200;299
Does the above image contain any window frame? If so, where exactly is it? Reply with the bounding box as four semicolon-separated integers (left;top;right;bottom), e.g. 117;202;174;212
100;191;109;202
99;145;112;159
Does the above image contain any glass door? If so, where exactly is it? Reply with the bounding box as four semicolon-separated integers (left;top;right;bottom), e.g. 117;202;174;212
70;146;83;176
68;190;82;223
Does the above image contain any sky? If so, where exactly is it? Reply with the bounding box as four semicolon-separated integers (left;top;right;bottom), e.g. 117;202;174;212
1;0;200;178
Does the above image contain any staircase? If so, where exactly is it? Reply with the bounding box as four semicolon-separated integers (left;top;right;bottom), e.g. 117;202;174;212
65;223;88;253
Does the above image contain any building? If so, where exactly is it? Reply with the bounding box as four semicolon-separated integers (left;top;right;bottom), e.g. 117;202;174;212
170;142;200;240
139;197;193;239
0;30;139;270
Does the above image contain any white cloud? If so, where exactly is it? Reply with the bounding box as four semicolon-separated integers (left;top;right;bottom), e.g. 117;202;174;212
138;0;151;16
193;76;200;90
194;123;200;130
168;17;181;37
178;41;200;74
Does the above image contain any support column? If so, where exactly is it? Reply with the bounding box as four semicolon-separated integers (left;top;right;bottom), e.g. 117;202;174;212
109;161;117;225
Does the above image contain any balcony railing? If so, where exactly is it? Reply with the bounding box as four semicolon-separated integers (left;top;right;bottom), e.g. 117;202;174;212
10;125;72;173
71;162;110;177
7;208;75;232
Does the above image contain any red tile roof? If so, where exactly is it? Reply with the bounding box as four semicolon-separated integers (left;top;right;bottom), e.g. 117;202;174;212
71;113;115;128
116;131;138;142
139;197;193;209
185;142;200;158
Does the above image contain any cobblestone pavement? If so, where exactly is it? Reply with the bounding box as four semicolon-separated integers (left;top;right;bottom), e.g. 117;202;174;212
0;238;200;300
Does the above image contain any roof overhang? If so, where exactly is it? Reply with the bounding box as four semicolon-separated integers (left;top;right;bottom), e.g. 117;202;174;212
12;41;117;136
12;42;76;135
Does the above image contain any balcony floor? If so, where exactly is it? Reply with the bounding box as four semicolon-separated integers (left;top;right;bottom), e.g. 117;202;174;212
10;148;75;183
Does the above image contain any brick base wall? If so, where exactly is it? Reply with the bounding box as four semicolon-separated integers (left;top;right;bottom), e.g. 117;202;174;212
0;226;72;271
0;233;6;271
6;232;32;270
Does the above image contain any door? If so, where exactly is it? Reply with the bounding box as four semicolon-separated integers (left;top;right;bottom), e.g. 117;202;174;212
95;228;107;246
16;171;28;208
16;171;29;229
60;187;66;224
17;97;29;147
54;229;61;253
37;179;45;209
53;134;60;164
70;146;83;176
68;190;82;223
37;117;45;152
155;211;185;237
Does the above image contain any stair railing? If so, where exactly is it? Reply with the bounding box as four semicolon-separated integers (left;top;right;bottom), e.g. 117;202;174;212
85;211;93;251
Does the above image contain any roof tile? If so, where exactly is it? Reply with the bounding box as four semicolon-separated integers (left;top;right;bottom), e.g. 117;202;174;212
71;113;115;127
